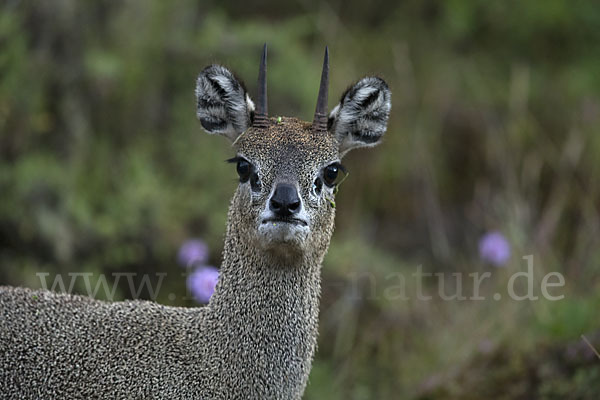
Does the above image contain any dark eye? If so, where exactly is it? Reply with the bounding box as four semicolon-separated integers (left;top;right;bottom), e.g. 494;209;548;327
236;159;251;183
323;164;339;187
227;156;256;185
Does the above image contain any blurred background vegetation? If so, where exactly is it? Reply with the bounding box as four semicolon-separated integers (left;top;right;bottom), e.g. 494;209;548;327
1;0;600;398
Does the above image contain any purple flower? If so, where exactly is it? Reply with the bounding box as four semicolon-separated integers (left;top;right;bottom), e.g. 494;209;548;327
178;239;209;267
479;231;511;267
187;266;219;303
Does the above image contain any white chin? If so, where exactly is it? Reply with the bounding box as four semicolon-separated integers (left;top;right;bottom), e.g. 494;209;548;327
257;222;309;249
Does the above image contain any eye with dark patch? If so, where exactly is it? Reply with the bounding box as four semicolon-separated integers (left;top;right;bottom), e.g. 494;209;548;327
323;163;346;187
227;157;262;192
227;157;252;183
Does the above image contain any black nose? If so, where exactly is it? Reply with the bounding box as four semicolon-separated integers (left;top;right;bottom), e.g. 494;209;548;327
270;183;301;217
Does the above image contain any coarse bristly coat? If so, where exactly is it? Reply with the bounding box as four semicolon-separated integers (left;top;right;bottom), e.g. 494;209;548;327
0;45;391;399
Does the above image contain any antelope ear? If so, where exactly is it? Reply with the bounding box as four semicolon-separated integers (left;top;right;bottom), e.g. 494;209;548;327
328;77;391;156
196;65;255;142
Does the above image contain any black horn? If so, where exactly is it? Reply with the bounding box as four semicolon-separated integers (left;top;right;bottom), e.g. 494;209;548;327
312;46;329;133
254;43;269;128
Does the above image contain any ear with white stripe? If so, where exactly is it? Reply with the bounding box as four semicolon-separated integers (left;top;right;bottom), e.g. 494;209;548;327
328;77;391;156
196;65;255;142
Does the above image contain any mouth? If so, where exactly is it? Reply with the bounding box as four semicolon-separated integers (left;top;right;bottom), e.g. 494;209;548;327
261;217;308;227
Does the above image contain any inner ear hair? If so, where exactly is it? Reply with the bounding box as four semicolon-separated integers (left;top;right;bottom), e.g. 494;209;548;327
329;76;391;155
196;65;255;141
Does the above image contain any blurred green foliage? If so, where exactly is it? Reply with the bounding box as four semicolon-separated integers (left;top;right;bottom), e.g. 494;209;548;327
1;0;600;398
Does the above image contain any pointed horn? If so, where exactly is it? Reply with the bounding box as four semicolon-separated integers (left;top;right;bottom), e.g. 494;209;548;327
254;43;269;128
312;46;329;133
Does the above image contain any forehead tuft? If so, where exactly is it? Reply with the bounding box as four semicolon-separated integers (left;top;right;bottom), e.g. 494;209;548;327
234;117;339;163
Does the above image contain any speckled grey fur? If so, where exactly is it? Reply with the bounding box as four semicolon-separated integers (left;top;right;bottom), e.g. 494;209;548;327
0;60;390;399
